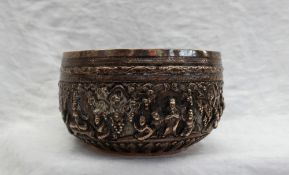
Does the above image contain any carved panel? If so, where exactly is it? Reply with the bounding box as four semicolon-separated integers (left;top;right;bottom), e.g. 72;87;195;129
59;81;224;153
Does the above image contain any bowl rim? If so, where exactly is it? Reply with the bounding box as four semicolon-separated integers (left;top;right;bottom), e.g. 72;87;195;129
63;49;221;59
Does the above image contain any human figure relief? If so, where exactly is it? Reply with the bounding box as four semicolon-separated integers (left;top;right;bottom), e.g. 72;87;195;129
163;98;181;137
69;92;88;131
181;109;195;137
122;100;138;137
151;111;163;137
134;115;153;141
94;114;110;140
186;89;193;107
142;98;151;111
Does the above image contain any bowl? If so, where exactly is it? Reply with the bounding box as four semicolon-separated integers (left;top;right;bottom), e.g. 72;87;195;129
59;49;224;155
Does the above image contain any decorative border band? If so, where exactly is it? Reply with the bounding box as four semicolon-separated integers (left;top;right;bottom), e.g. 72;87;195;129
61;66;223;75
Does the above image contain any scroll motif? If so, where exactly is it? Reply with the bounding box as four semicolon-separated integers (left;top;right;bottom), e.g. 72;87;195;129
61;66;223;75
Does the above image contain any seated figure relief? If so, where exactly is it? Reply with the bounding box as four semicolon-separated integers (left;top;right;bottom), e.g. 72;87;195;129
134;115;153;141
151;111;163;137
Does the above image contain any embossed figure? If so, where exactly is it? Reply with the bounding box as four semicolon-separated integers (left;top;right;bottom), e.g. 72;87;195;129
202;103;212;129
111;112;125;139
69;92;88;131
59;80;224;153
143;98;150;111
59;49;224;154
186;89;193;107
134;115;153;141
151;111;163;137
181;109;195;137
122;100;138;137
163;98;181;137
109;85;128;114
94;114;110;140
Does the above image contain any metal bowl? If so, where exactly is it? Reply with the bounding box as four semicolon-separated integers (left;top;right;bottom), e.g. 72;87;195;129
59;49;224;155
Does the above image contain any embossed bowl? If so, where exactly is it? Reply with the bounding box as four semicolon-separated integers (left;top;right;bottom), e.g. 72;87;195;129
59;49;224;155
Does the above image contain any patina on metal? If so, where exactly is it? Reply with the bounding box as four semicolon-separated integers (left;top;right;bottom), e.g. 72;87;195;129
59;49;224;155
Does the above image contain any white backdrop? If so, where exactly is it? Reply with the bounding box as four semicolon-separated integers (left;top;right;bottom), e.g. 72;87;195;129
1;0;289;175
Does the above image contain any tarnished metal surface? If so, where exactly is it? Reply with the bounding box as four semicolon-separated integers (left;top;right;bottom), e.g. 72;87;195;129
59;49;224;155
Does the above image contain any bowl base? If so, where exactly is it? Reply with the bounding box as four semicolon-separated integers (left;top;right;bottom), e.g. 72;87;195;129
74;131;210;155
